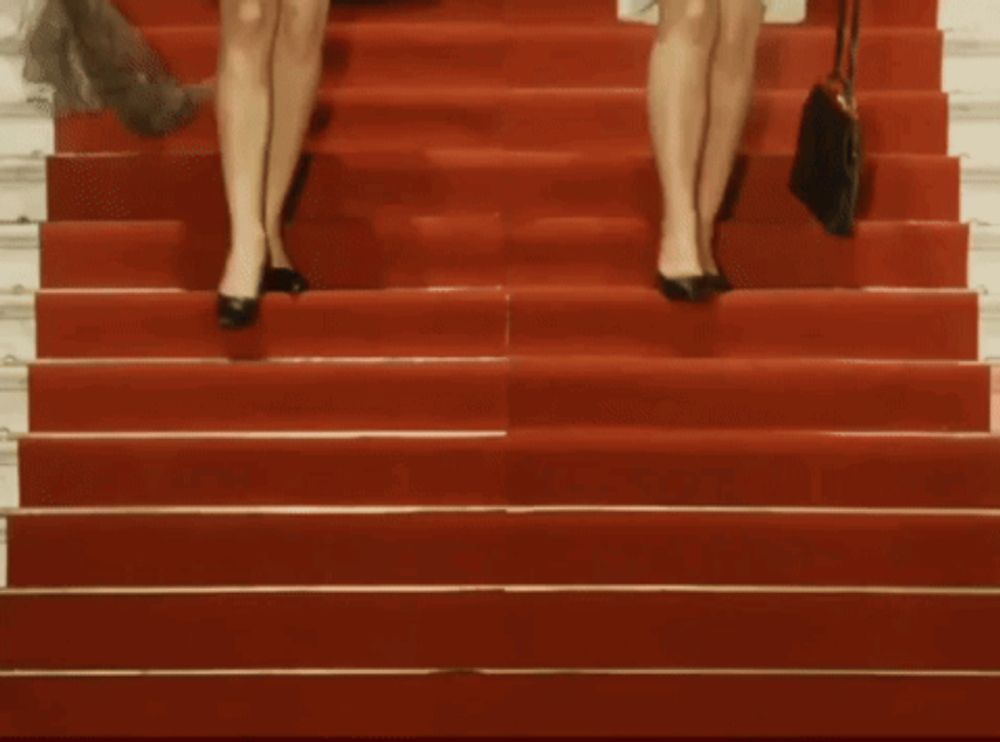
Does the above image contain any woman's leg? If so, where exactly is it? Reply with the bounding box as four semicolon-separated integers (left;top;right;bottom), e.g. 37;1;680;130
263;0;330;270
217;0;280;298
649;0;719;280
696;0;763;275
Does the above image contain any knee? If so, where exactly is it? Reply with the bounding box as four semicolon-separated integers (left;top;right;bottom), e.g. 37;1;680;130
276;1;328;60
658;0;718;44
220;0;278;76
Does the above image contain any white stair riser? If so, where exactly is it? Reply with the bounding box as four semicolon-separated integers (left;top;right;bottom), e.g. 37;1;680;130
982;297;1000;360
0;317;33;359
961;169;1000;227
951;103;1000;159
0;440;16;509
0;156;44;222
945;53;1000;94
0;367;27;435
0;108;51;157
0;224;40;290
0;293;33;359
970;240;1000;295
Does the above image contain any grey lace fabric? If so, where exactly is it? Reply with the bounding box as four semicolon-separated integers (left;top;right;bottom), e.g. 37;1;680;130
20;0;205;136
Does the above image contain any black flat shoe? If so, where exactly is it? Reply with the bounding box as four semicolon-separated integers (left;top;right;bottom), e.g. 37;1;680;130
701;271;733;294
263;267;310;294
217;293;261;330
657;273;710;303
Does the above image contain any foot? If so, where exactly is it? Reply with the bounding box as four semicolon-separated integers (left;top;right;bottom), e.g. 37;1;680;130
657;219;709;303
657;274;710;303
217;294;261;330
262;231;310;294
263;267;310;294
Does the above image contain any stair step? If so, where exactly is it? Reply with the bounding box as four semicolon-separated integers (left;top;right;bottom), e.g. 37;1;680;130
16;430;1000;508
42;217;506;290
36;289;508;360
4;589;999;669
46;151;961;223
508;288;978;361
504;429;1000;508
7;510;1000;586
25;358;990;434
142;25;942;91
3;673;999;737
34;288;978;361
711;221;969;290
41;219;971;291
18;434;507;507
509;357;989;432
29;360;508;432
56;89;949;156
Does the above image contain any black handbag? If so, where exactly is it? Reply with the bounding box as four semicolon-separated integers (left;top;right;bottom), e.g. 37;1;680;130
789;0;863;236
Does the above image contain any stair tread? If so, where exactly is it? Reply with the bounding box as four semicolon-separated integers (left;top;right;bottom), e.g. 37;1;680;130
3;590;1000;670
4;674;999;737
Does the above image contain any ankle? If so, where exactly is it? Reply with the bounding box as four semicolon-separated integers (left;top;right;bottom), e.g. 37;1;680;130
698;222;720;275
265;227;294;268
658;219;702;278
219;234;268;299
230;227;267;255
657;252;704;279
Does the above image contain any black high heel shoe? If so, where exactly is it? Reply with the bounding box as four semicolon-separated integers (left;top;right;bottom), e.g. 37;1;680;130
700;270;733;295
216;293;261;330
657;273;710;303
263;267;310;294
217;265;269;330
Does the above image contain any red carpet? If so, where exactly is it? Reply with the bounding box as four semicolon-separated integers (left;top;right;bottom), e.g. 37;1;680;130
6;591;1000;668
18;431;1000;508
58;89;950;154
43;218;970;289
5;0;999;736
5;675;1000;737
11;510;1000;586
47;151;961;223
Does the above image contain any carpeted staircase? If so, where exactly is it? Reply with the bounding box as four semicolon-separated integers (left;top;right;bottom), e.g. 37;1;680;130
2;0;999;736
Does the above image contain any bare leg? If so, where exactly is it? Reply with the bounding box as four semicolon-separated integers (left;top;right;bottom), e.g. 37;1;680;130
264;0;330;269
217;0;279;298
649;0;719;279
697;0;763;275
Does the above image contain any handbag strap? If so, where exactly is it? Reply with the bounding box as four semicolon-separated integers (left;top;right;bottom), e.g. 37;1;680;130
832;0;862;102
